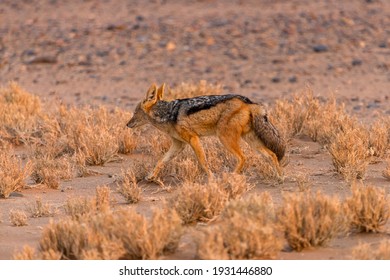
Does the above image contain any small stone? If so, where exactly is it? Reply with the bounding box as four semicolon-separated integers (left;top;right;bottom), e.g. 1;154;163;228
271;77;281;83
351;59;363;66
312;44;328;53
288;76;297;83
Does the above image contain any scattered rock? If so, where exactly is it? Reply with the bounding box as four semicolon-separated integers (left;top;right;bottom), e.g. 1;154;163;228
312;44;328;53
351;59;363;66
271;76;281;83
288;76;297;83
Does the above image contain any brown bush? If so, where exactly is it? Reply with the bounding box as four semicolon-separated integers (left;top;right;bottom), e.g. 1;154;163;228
64;196;96;220
278;191;349;251
383;159;390;180
328;127;371;181
197;193;282;259
30;154;73;189
26;197;56;218
172;181;228;225
270;88;320;141
0;82;42;145
95;185;111;212
368;118;390;158
346;185;389;233
36;207;182;260
9;209;28;226
116;169;142;203
351;241;390;260
0;148;31;198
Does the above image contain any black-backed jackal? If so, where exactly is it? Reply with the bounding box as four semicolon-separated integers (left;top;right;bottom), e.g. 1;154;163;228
127;83;286;182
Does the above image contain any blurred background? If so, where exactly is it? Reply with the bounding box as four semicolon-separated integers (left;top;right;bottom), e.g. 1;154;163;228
0;0;389;109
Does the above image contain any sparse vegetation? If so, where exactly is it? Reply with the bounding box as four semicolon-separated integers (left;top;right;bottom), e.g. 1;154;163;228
346;185;389;233
116;169;142;203
0;147;31;198
26;197;56;218
2;82;390;260
197;193;282;259
278;191;349;251
34;207;182;260
172;181;228;224
9;209;28;226
351;241;390;260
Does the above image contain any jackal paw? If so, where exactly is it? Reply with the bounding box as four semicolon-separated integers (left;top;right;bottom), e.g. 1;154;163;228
145;175;164;186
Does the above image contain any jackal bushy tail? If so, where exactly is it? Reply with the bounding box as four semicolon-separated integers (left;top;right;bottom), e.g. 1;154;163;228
252;110;286;162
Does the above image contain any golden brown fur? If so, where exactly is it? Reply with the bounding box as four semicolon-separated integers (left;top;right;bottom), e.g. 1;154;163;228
127;83;286;182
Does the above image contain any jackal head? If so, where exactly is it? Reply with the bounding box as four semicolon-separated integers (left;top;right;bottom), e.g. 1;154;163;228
126;83;165;128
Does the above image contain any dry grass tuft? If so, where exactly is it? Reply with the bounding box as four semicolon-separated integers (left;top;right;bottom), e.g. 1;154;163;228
197;193;282;259
215;172;253;200
368;118;390;158
172;181;229;225
278;191;349;251
167;80;223;100
0;147;31;198
95;185;111;212
36;206;182;260
346;185;389;233
383;159;390;180
328;127;370;181
116;169;142;203
9;209;28;226
30;153;73;189
351;241;390;260
26;197;56;218
0;82;42;145
64;196;96;220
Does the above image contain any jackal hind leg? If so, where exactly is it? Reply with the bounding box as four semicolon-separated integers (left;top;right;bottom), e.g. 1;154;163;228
147;138;185;183
217;130;245;173
244;134;284;183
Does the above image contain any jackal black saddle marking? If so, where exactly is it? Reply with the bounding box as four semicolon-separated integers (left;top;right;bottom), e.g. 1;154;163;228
180;94;254;116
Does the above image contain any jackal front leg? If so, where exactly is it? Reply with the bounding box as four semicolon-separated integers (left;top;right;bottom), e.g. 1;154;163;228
146;138;185;183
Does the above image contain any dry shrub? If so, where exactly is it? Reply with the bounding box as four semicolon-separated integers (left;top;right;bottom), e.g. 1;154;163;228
197;193;282;259
216;172;253;200
172;181;228;225
95;185;111;212
13;245;37;260
0;82;42;145
36;207;182;260
0;147;31;198
270;88;320;140
346;185;389;233
9;209;28;226
116;169;142;203
64;196;96;220
368;118;390;158
328;127;370;181
26;197;56;218
383;158;390;180
167;80;223;100
57;106;120;166
351;241;390;260
30;154;73;189
279;191;349;251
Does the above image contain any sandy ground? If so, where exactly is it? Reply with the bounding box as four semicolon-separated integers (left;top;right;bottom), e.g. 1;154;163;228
0;0;389;260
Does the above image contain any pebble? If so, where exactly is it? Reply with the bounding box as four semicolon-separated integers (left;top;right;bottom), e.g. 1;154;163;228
271;77;281;83
351;59;363;66
288;76;297;83
312;44;328;53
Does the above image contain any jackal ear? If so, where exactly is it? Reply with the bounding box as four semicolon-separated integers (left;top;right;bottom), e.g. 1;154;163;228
157;83;165;100
145;83;158;101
